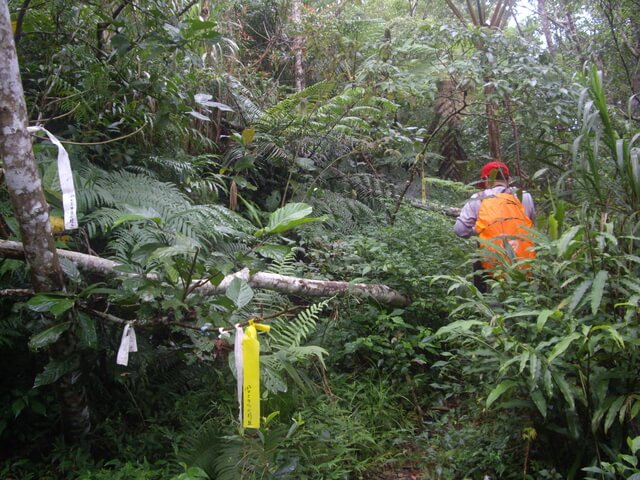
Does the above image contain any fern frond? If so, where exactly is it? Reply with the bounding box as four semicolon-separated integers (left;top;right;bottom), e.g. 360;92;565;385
265;81;336;117
268;299;329;350
267;250;299;277
224;74;264;123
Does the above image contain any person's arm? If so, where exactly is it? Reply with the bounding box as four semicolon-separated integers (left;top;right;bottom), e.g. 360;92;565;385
454;197;481;238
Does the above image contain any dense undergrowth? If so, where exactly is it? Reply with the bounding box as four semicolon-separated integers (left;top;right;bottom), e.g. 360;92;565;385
2;0;640;478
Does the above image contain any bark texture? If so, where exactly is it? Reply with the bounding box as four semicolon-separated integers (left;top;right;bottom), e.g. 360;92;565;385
537;0;556;57
291;0;305;91
0;2;91;441
0;240;410;306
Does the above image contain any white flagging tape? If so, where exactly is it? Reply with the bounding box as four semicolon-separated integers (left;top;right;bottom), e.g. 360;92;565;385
234;324;244;423
116;323;138;366
27;126;78;230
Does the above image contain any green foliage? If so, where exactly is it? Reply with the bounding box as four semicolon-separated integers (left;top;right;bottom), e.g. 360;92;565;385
255;202;325;236
431;70;640;476
4;0;640;478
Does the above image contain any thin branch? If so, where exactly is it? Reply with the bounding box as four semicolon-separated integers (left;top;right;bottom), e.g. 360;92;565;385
83;305;307;334
476;0;485;25
0;288;34;297
30;122;147;146
465;0;479;26
13;0;32;46
489;0;503;27
178;0;199;18
445;0;467;24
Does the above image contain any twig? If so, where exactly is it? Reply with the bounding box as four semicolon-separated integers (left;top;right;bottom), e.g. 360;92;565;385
13;0;33;46
0;288;34;297
83;305;305;334
31;122;147;146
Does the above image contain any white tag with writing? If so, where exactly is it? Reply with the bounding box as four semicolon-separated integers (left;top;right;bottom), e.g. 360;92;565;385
27;126;78;230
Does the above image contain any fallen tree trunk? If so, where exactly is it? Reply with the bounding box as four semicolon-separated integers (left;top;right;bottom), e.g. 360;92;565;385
0;240;410;306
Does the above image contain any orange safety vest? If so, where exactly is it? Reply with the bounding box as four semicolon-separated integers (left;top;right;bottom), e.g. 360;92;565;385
475;192;536;270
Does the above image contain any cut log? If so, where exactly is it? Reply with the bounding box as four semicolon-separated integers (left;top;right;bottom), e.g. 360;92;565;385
0;240;410;306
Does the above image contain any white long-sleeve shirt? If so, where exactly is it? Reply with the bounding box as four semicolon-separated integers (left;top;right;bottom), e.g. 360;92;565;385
454;185;536;238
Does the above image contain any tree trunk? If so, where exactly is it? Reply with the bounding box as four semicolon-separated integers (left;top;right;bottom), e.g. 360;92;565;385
427;78;468;179
408;0;418;17
291;0;305;91
0;240;410;306
485;83;502;160
0;2;91;441
537;0;556;57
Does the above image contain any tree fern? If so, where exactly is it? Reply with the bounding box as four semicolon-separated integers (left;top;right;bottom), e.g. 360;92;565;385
78;169;253;262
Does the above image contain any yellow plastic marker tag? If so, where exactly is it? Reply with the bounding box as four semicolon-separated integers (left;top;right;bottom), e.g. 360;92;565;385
242;320;270;429
242;324;260;428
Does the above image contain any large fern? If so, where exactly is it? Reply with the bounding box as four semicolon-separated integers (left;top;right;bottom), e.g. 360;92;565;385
78;169;253;262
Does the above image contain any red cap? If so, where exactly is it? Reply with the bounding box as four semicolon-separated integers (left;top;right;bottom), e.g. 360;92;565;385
479;161;509;187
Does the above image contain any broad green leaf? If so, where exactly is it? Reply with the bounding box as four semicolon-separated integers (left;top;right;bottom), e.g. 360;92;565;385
620;455;638;468
110;34;130;53
589;324;624;349
486;380;517;408
567;279;592;313
226;278;253;308
255;203;324;236
242;127;255;144
530;389;547;418
529;353;540;382
27;294;75;318
187;110;210;121
28;321;71;351
630;436;640;454
543;368;553;397
551;370;575;410
148;243;198;261
435;320;485;337
77;313;98;349
557;226;581;257
590;270;608;314
34;356;79;388
604;395;626;433
295;157;316;170
548;332;582;363
536;309;554;332
518;350;530;374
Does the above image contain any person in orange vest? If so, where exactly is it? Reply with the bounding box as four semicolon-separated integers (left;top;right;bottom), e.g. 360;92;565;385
454;161;536;293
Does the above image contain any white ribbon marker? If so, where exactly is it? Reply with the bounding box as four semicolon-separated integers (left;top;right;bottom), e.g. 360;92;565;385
234;324;244;423
27;126;78;230
116;323;138;366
